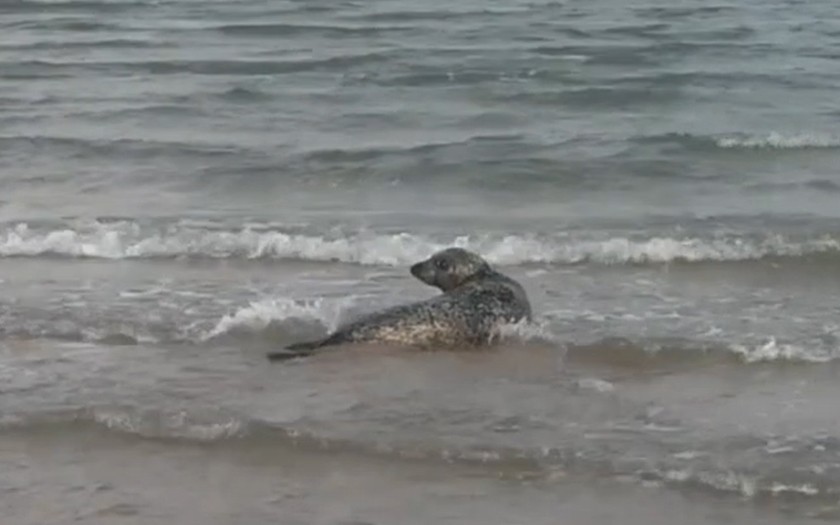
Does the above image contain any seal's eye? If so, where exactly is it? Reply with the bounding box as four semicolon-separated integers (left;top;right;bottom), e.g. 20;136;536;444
435;258;449;271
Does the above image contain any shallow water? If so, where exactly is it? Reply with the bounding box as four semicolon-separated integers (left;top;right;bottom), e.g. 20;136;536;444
3;0;840;522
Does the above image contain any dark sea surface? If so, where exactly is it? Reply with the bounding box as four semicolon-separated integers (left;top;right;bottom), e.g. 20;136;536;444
3;0;840;523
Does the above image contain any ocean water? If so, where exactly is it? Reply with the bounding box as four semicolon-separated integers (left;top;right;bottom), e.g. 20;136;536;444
3;0;840;523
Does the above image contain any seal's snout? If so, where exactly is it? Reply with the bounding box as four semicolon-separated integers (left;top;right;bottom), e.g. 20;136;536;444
410;259;436;287
410;261;423;279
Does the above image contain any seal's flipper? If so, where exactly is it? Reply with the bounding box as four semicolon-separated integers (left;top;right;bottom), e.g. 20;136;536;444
285;339;324;352
266;349;311;361
266;338;325;362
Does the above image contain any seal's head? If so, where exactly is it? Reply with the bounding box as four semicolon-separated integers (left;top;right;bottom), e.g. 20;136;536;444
410;247;491;292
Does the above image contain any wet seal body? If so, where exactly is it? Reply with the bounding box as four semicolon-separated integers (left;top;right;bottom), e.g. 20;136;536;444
267;248;532;361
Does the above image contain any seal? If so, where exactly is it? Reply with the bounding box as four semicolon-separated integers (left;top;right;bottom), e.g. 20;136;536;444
266;247;532;361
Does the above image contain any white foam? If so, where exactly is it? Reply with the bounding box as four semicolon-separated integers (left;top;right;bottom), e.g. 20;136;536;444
576;377;615;393
549;235;840;265
663;469;826;500
729;337;834;364
697;470;757;498
768;483;820;496
494;317;563;345
92;408;244;441
3;221;840;266
203;296;358;340
716;132;840;149
0;223;126;258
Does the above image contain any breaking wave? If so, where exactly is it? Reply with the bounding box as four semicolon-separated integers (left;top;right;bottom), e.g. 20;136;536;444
638;130;840;150
714;132;840;150
3;221;840;266
202;296;359;341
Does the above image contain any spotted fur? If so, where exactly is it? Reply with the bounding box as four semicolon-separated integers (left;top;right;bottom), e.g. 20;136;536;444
267;248;532;361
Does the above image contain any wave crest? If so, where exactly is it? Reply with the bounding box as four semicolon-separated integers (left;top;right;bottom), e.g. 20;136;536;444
494;318;563;345
92;406;245;441
715;132;840;150
203;296;358;341
728;337;834;364
4;221;840;266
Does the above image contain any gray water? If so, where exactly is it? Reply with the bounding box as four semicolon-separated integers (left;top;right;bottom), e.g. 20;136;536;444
3;0;840;523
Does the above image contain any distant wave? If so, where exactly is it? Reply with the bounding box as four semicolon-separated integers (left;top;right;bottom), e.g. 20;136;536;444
0;135;243;159
639;131;840;151
0;0;147;14
1;38;163;50
3;221;840;266
716;132;840;150
504;86;681;108
0;55;390;78
211;22;410;37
